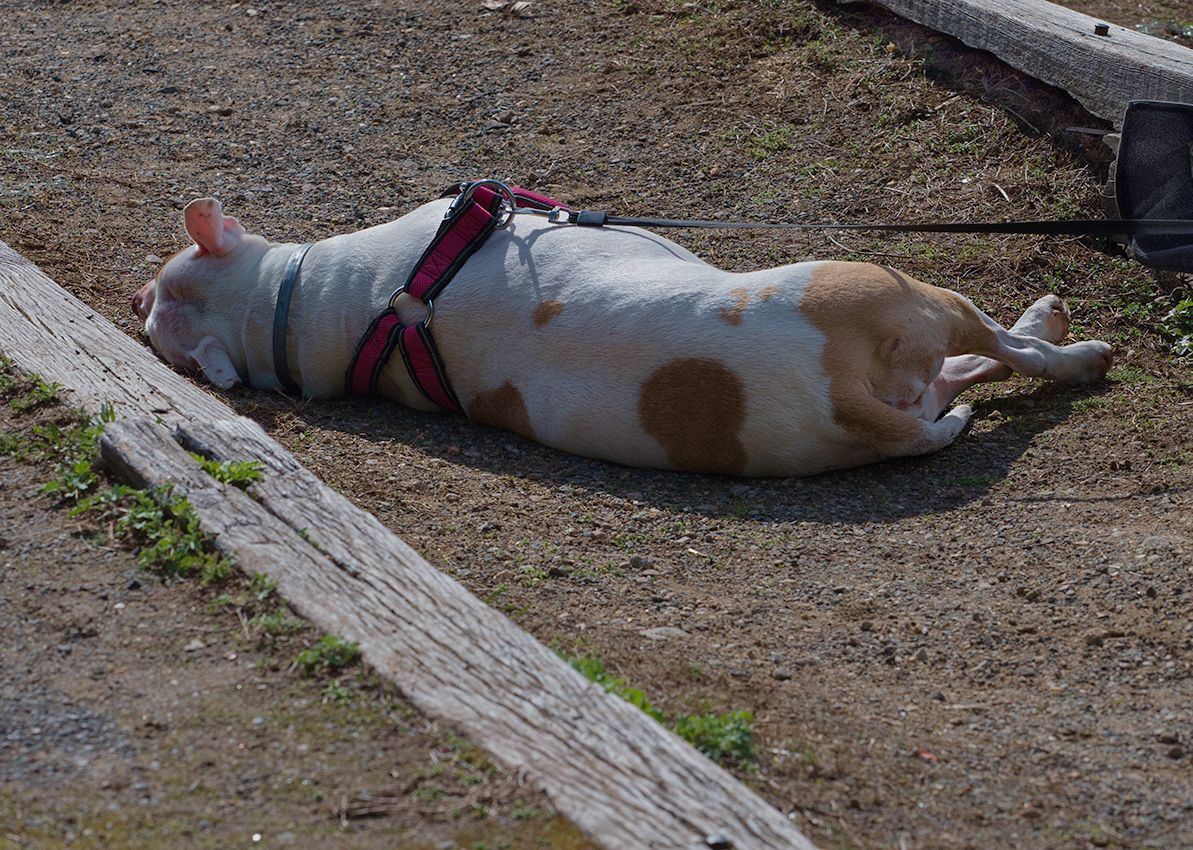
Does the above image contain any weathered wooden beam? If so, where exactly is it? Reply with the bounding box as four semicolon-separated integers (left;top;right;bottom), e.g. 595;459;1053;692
0;239;820;850
842;0;1193;125
104;417;818;850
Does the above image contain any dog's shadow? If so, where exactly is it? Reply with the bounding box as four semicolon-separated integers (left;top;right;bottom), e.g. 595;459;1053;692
234;379;1122;527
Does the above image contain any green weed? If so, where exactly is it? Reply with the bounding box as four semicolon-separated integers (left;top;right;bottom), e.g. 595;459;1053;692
296;635;361;676
250;609;307;638
569;653;665;723
38;456;100;502
512;807;550;820
192;454;264;488
567;652;757;767
31;417;106;501
1160;298;1193;358
82;483;233;582
0;368;113;502
8;377;60;412
749;126;794;160
322;679;354;704
1071;396;1109;414
672;709;757;765
0;369;240;586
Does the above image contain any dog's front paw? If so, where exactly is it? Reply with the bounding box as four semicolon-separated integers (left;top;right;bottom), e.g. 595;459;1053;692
941;402;973;431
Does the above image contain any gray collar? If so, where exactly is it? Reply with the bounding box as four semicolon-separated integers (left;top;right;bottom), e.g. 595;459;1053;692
271;243;314;394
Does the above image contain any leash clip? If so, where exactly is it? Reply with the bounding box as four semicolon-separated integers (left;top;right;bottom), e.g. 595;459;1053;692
448;179;518;229
546;207;606;226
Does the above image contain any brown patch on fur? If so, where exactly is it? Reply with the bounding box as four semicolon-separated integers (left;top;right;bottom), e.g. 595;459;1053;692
467;382;537;441
718;287;751;326
800;262;999;452
532;299;564;329
638;358;748;475
757;285;780;301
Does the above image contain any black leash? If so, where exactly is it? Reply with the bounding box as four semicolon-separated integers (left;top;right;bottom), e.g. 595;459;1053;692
545;208;1193;239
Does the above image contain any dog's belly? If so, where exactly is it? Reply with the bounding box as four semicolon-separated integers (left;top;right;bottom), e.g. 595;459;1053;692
429;222;859;475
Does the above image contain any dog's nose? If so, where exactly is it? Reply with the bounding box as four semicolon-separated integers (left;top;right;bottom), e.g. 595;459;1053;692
132;280;155;321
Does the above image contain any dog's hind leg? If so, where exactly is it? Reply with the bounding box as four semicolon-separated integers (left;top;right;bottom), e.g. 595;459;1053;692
919;294;1104;421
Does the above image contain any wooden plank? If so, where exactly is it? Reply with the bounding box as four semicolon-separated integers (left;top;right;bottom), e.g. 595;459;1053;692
0;238;820;850
842;0;1193;125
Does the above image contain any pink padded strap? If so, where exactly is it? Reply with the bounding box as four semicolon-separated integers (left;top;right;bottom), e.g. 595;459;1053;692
406;190;501;302
348;309;403;397
398;323;463;413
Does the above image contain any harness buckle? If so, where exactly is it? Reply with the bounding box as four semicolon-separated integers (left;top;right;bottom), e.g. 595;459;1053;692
448;179;519;229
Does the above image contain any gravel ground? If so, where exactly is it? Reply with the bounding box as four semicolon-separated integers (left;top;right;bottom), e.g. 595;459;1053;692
2;0;1192;848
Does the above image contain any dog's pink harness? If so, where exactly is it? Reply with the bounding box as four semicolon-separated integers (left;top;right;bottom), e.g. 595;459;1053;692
346;181;565;411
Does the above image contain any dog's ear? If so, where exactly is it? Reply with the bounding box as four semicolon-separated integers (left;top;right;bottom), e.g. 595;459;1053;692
189;335;242;389
184;198;244;258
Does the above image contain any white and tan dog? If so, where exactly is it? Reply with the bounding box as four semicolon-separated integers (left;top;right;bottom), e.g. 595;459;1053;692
133;197;1112;477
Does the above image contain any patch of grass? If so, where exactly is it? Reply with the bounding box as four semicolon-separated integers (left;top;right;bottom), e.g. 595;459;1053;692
568;653;665;723
76;483;234;583
1108;365;1160;385
296;634;361;676
672;710;757;765
35;408;115;497
38;453;101;502
8;377;60;412
250;609;307;638
0;399;110;501
192;454;264;488
567;652;756;767
1160;298;1193;358
212;571;309;644
512;806;550;820
749;125;794;160
21;388;250;586
1070;396;1109;414
322;678;354;704
0;366;233;583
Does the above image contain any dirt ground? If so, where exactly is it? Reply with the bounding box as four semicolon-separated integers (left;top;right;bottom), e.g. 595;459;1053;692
2;0;1192;848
